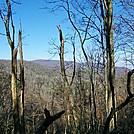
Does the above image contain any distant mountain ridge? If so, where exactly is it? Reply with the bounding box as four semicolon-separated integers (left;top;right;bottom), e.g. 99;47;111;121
32;59;77;69
32;59;60;67
31;59;129;77
0;59;129;77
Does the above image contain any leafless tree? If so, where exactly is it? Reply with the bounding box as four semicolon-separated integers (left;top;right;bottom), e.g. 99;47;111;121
0;1;25;133
57;25;76;133
0;0;20;133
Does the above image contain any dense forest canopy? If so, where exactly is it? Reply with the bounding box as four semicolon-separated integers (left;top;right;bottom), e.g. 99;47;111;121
0;0;134;134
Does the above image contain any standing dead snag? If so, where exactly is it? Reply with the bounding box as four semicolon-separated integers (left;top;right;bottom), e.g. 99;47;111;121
0;0;20;133
12;47;19;134
19;24;25;134
57;25;76;132
57;25;68;85
35;110;65;134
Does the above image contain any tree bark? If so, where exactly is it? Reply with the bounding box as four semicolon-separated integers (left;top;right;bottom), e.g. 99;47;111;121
18;24;25;134
103;0;116;131
57;25;76;132
12;48;20;134
57;25;70;129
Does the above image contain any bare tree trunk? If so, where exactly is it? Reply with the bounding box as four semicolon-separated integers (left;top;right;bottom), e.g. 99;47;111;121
18;25;25;134
57;25;76;133
103;0;116;131
12;48;20;134
99;2;108;123
57;25;70;130
91;62;97;134
0;1;20;133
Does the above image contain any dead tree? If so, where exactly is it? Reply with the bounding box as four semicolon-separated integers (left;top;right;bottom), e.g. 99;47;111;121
18;23;25;134
57;25;76;132
35;110;65;134
0;1;20;133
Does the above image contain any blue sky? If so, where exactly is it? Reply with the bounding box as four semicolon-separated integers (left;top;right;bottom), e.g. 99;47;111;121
0;1;133;68
0;0;72;60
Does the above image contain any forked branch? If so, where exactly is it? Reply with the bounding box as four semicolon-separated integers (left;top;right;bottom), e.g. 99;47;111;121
35;110;65;134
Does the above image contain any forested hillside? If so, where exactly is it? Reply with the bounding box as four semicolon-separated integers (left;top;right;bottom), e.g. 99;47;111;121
0;60;133;134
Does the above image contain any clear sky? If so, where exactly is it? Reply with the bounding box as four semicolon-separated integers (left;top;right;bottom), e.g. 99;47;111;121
0;0;72;61
0;1;133;69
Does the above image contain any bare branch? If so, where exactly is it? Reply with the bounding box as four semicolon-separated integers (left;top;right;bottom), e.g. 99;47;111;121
120;15;134;32
103;69;134;133
35;110;65;134
70;33;76;86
